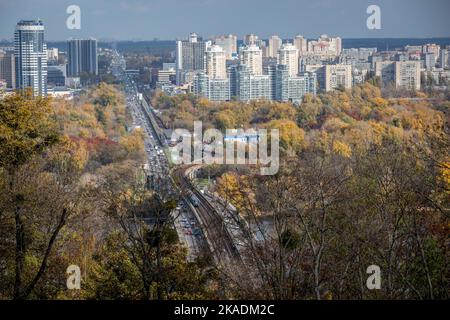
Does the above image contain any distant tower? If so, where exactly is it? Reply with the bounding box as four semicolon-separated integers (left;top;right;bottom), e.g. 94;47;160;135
244;34;258;46
293;35;307;54
205;45;227;79
14;20;47;96
278;43;299;77
240;45;263;75
175;33;208;84
268;35;282;58
67;38;98;77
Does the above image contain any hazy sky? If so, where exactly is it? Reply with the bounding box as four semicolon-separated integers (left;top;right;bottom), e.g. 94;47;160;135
1;0;450;40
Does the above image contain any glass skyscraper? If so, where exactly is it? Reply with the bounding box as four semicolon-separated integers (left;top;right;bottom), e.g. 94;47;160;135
67;38;98;77
14;20;47;96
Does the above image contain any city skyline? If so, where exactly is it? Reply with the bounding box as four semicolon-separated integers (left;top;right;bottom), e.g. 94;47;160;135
1;0;450;41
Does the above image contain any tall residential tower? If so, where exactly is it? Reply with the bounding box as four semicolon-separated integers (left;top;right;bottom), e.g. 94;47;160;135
14;20;47;96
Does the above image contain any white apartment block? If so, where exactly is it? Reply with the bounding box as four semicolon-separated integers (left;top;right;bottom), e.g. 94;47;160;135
268;35;282;58
375;61;421;90
293;35;307;54
278;43;299;77
205;45;227;79
213;34;237;60
239;44;263;75
323;64;352;91
308;34;342;56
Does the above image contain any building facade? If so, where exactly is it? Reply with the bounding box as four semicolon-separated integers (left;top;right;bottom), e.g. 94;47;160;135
175;33;208;84
293;35;307;54
239;45;263;75
205;45;227;79
14;20;47;96
322;64;352;91
375;61;421;90
67;38;98;77
0;50;16;89
193;72;230;102
278;43;299;77
268;35;282;58
213;34;237;60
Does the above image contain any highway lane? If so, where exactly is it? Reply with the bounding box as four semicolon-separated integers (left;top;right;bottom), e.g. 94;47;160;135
112;50;208;261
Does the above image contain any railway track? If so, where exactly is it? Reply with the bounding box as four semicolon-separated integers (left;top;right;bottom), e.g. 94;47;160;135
173;166;241;263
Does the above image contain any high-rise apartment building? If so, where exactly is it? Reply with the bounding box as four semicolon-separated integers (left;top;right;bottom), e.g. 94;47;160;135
278;43;299;77
14;20;47;96
67;38;98;77
308;34;342;56
395;61;421;90
422;44;440;60
175;33;208;84
244;34;259;46
293;35;307;54
237;65;271;102
322;64;352;91
439;49;448;69
213;34;237;60
274;65;316;103
205;45;227;79
424;53;436;70
268;35;282;58
0;50;16;89
375;61;421;90
239;45;263;75
193;72;230;102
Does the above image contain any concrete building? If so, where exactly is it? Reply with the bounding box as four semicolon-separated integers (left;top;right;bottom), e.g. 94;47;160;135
239;44;263;75
205;45;227;79
308;34;342;56
47;65;66;86
14;20;47;96
274;64;316;103
278;43;299;77
157;69;176;85
47;47;59;62
237;65;271;101
422;44;440;60
322;64;352;91
268;35;282;58
175;33;208;84
244;34;258;46
213;34;237;59
439;49;448;69
0;50;15;89
375;61;421;90
67;38;98;77
395;61;421;90
193;72;230;101
424;53;436;70
293;35;307;54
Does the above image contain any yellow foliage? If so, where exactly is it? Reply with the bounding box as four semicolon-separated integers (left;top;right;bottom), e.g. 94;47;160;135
332;140;352;158
267;119;305;153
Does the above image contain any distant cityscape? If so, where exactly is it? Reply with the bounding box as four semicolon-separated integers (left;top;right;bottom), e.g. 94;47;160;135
0;19;449;101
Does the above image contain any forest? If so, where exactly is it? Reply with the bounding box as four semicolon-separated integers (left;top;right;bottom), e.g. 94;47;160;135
152;82;450;299
0;81;448;299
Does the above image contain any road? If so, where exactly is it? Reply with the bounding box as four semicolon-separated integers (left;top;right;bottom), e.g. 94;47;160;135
173;166;241;264
112;51;207;261
112;50;244;267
